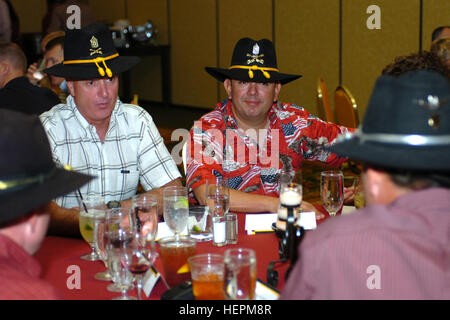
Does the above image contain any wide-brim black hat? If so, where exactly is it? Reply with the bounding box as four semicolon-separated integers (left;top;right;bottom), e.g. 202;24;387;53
326;70;450;171
0;110;92;225
45;22;140;80
205;38;301;85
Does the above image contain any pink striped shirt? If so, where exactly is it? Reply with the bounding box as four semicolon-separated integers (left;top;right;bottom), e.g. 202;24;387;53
0;234;61;300
281;188;450;300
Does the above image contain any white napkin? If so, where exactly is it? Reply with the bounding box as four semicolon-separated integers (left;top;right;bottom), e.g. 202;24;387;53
245;213;277;235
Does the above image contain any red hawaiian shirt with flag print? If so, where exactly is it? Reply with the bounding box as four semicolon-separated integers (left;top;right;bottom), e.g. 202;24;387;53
186;99;353;200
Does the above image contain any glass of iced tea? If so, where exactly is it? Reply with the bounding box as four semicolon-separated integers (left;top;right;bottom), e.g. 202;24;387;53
159;236;196;288
188;253;224;300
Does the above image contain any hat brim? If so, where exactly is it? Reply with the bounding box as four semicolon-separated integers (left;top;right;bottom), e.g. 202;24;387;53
0;168;92;225
45;56;140;80
326;135;450;171
205;67;301;85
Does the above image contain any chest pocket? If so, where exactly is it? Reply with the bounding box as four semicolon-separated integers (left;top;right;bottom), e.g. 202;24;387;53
121;166;140;197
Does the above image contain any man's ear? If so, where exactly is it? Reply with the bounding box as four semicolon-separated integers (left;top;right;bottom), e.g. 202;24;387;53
273;82;281;102
0;62;10;87
66;80;75;96
224;79;232;99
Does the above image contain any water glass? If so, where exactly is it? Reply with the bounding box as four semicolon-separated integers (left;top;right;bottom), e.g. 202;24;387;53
132;193;158;244
163;186;189;241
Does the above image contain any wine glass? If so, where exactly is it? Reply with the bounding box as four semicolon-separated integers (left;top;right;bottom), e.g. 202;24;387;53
132;193;158;245
320;171;344;216
121;240;159;300
93;214;112;281
108;247;136;300
78;195;105;261
104;208;136;292
163;186;189;242
223;248;257;300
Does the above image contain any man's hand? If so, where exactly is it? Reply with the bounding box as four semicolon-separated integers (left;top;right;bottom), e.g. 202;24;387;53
26;62;40;85
344;186;355;204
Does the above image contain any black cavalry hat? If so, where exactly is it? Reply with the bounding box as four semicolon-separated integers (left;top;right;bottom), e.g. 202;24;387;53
205;37;301;84
326;70;450;171
0;109;92;225
45;22;140;80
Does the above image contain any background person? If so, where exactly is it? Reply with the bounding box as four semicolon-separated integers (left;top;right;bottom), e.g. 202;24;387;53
26;31;68;102
281;70;450;299
431;25;450;42
0;109;91;299
0;42;60;115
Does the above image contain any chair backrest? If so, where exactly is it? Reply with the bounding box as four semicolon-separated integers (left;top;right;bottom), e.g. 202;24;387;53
334;85;359;128
130;94;139;105
317;78;335;123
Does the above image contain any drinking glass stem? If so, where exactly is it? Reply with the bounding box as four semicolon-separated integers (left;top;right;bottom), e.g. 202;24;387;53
90;245;97;257
136;275;143;300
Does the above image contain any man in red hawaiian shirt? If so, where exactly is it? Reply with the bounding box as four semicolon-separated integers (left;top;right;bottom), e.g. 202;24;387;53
186;38;353;214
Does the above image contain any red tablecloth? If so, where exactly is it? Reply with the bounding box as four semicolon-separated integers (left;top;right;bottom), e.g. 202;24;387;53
35;206;332;300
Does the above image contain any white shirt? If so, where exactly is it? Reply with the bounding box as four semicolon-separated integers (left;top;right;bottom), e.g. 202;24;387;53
40;95;181;208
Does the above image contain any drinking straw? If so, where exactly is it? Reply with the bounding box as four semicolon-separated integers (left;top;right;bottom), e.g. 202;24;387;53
77;189;89;213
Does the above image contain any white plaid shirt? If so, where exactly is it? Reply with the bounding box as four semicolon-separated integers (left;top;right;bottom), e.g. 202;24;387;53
40;95;181;208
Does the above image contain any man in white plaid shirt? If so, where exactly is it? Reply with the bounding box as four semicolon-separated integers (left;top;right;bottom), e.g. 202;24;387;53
39;23;181;236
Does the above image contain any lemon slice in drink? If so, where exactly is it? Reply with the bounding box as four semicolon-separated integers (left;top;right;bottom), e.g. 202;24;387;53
173;198;188;210
177;262;190;274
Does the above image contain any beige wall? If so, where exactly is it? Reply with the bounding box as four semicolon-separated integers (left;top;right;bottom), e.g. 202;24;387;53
276;0;340;117
10;0;450;119
10;0;47;33
342;0;421;122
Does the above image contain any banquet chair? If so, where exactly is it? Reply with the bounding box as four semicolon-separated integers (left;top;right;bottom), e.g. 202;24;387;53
317;78;335;123
334;85;359;128
130;94;139;105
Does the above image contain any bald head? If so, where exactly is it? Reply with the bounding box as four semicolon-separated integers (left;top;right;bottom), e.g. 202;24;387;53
0;42;27;87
